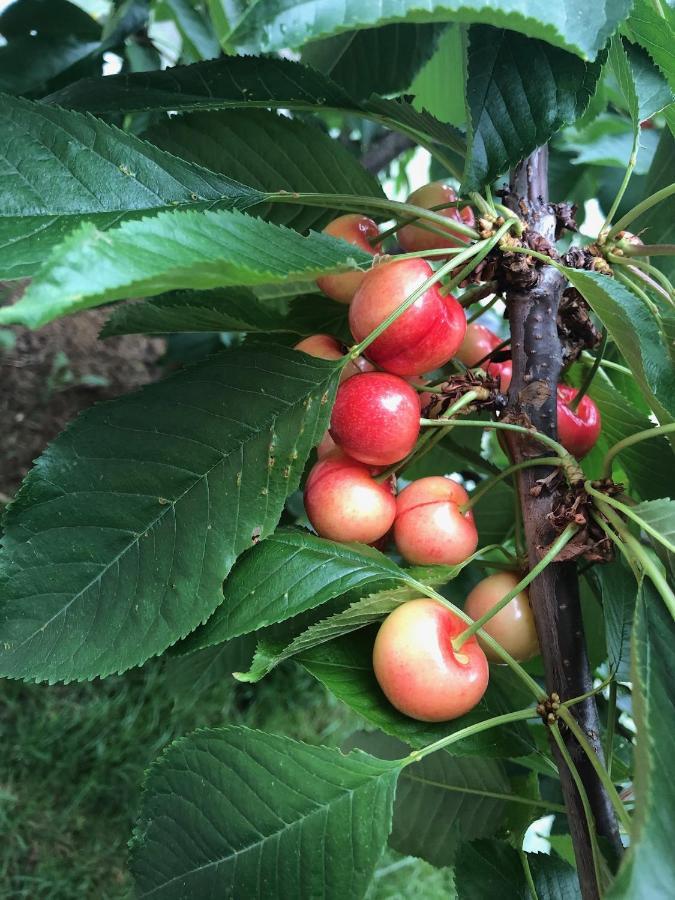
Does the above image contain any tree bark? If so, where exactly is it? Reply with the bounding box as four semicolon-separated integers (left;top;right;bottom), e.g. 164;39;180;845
504;147;622;898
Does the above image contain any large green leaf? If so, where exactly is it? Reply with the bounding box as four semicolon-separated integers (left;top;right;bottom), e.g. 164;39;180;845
299;628;535;758
0;93;263;280
210;0;630;60
302;22;445;99
455;840;579;898
178;529;409;654
43;55;464;155
462;25;603;191
622;0;675;94
0;347;339;683
144;108;383;232
131;726;400;899
101;288;349;341
630;129;675;281
409;23;466;126
0;209;372;329
588;558;635;682
158;0;221;61
563;269;675;425
609;37;673;127
607;581;675;897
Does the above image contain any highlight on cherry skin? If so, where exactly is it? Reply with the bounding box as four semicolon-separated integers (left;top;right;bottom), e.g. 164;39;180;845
556;385;602;458
293;333;373;382
304;454;396;544
394;476;479;566
316;214;381;304
373;599;489;722
349;258;467;376
464;572;540;663
329;372;421;467
397;181;476;253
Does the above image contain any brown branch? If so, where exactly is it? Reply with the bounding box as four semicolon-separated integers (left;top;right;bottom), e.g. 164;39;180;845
360;132;415;174
503;148;622;899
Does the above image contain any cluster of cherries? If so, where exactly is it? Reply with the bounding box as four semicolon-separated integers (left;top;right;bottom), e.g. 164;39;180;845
293;181;601;723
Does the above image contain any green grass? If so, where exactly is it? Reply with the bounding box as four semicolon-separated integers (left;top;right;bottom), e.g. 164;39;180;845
0;653;453;899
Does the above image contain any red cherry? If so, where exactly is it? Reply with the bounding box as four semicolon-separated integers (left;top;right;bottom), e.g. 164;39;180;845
329;372;420;466
394;476;478;565
456;323;502;367
557;385;602;458
304;456;396;544
464;572;540;663
349;258;467;376
486;359;512;392
373;599;489;721
398;182;476;253
294;333;373;383
316;214;381;304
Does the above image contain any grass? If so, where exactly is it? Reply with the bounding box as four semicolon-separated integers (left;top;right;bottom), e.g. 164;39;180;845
0;652;453;899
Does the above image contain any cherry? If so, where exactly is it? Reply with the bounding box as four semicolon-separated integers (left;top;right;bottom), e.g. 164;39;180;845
464;572;539;663
398;181;475;253
329;372;420;466
557;385;601;458
304;456;396;544
487;359;512;392
373;599;489;721
294;333;373;382
316;214;380;304
456;323;502;367
349;258;467;376
394;476;478;565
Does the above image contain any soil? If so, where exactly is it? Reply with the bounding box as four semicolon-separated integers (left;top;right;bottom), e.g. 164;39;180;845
1;286;164;500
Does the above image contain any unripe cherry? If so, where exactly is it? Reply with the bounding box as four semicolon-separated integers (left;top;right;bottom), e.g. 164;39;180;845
349;258;466;376
557;385;602;458
316;214;381;304
373;599;489;721
329;372;420;466
398;181;476;253
464;572;540;663
293;333;373;382
394;476;478;566
304;456;396;544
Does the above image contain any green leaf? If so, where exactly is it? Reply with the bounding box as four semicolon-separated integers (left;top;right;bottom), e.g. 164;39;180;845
131;725;400;899
410;24;466;127
622;0;675;95
100;288;349;340
0;209;372;329
471;480;515;545
588;558;636;682
347;730;514;866
0;93;263;281
631;498;675;551
211;0;630;61
563;268;675;425
237;564;465;682
607;580;675;898
455;840;579;899
165;635;258;697
631;129;675;281
143;108;384;232
299;628;534;758
0;347;338;683
623;41;674;122
178;529;408;655
158;0;220;61
44;55;464;156
302;23;445;99
563;113;659;173
462;25;603;191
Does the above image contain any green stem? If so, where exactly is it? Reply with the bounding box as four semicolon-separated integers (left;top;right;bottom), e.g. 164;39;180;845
388;246;469;262
618;242;675;257
503;245;563;270
602;422;675;478
461;458;562;512
407;581;543;698
614;269;660;317
606;183;675;242
459;280;499;308
520;851;540;900
612;254;675;302
600;133;639;236
558;706;632;834
403;773;566;812
571;330;606;411
352;249;482;357
579;354;632;377
586;482;675;554
453;524;578;650
591;511;642;581
441;218;518;295
605;681;617;780
563;676;613;709
469;190;494;218
549;724;604;896
420;417;571;461
466;291;500;323
373;200;470;245
405;707;537;763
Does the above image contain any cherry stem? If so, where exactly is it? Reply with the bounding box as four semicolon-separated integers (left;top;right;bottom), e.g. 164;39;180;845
604;681;617;780
420;417;574;465
614;269;660;317
580;354;632;378
404;707;538;764
549;724;605;896
609;254;675;305
459;280;499;309
557;706;632;833
571;329;607;411
440;218;518;295
601;422;675;478
585;481;675;554
372;200;473;246
600;130;639;237
452;523;578;652
466;291;500;323
605;183;675;242
460;457;562;513
407;581;543;698
617;242;675;257
472;337;511;369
